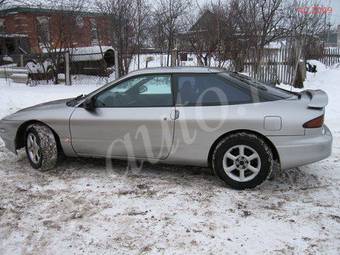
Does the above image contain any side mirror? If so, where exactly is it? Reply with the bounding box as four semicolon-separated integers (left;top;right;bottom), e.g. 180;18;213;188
83;97;95;111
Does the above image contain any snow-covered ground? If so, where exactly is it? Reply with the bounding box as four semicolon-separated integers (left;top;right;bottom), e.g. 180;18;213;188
0;64;340;254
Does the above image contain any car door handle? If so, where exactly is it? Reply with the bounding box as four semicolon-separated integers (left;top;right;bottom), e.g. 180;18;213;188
170;110;180;120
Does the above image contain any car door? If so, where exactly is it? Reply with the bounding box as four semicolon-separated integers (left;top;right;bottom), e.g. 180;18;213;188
69;74;176;160
168;73;254;164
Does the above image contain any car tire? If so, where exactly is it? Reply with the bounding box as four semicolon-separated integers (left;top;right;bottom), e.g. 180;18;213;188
212;132;273;189
25;124;58;171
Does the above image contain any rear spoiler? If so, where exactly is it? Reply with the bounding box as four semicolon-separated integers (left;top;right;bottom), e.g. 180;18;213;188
301;89;328;109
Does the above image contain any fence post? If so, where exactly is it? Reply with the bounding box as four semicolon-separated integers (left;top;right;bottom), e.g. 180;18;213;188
20;55;24;67
160;53;163;67
65;51;71;85
114;49;119;79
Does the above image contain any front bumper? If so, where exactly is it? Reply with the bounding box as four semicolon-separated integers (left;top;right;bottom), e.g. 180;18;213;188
0;119;19;154
269;125;333;170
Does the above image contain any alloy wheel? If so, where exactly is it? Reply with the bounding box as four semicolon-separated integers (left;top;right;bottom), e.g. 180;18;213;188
222;145;261;182
27;133;41;164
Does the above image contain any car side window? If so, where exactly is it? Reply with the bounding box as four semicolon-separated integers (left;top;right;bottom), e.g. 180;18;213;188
176;74;252;106
95;75;173;107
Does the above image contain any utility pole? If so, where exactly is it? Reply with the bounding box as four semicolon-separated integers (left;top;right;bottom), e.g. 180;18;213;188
327;22;332;44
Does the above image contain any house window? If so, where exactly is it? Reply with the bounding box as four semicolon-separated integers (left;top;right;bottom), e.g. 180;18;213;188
0;19;5;33
90;18;99;45
36;16;50;45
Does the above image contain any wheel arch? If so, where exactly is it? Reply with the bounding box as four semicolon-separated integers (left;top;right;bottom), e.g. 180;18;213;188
207;129;280;167
15;120;63;154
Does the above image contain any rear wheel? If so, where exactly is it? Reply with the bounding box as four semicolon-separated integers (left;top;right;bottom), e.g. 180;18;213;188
212;132;273;189
25;124;58;171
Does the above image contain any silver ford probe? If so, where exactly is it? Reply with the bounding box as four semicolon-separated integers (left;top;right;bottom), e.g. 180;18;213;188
0;67;332;189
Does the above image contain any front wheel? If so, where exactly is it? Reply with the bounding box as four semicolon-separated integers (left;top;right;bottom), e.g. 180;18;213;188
212;132;273;189
25;124;58;171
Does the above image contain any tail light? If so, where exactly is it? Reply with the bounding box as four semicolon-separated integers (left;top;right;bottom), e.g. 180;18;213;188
303;115;324;128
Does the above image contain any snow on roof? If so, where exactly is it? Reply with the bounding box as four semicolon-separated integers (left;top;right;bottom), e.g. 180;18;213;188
264;40;287;49
0;6;101;17
69;46;115;55
0;33;28;38
41;46;115;62
71;46;115;62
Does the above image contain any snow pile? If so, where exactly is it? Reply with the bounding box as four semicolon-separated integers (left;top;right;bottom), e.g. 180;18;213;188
264;40;286;49
278;61;340;132
2;56;13;62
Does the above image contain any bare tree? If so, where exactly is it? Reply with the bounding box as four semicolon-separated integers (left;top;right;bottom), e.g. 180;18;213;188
34;0;86;84
286;0;328;55
96;0;150;76
152;0;190;66
150;11;167;63
230;0;287;72
231;0;328;70
178;0;283;69
182;7;220;67
182;0;255;70
135;0;151;69
210;0;254;69
284;0;329;86
0;0;7;7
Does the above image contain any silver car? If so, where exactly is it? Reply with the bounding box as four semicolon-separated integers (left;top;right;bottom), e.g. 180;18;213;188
0;67;332;189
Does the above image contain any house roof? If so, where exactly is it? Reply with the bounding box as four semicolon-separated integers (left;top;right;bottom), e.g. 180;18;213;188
0;6;103;17
189;10;216;32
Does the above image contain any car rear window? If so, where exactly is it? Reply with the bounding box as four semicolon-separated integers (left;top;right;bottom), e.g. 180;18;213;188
175;73;296;107
222;72;296;101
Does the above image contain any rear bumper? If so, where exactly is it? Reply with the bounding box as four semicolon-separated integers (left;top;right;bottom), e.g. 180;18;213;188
269;125;333;169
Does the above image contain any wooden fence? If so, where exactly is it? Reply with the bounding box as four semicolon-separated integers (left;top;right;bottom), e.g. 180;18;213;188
176;48;297;85
320;48;340;66
243;47;297;85
242;47;340;85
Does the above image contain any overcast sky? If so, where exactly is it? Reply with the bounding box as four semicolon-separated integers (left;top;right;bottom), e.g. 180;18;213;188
328;0;340;26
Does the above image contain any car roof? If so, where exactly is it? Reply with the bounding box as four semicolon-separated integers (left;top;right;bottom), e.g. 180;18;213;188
125;66;225;77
